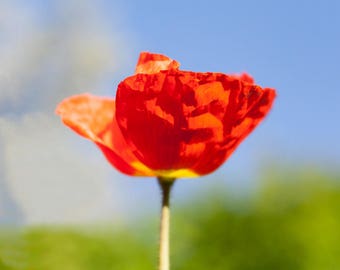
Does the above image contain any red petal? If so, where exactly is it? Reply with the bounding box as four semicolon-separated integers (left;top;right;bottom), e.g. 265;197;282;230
116;71;275;176
135;52;180;74
56;94;154;176
192;87;276;174
233;73;254;84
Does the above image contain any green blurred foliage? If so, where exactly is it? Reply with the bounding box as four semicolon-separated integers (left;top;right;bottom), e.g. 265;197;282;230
0;169;339;269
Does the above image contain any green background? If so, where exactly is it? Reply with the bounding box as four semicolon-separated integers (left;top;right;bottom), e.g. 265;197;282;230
1;169;339;270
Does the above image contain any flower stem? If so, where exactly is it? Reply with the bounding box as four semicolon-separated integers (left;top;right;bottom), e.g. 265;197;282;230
157;177;175;270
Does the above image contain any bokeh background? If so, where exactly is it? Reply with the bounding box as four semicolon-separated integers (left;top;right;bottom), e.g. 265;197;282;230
0;0;339;269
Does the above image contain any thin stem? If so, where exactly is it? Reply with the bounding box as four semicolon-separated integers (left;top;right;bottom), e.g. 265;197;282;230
157;177;175;270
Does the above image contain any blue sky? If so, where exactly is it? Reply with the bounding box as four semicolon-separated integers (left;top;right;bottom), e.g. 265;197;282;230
115;0;340;166
1;0;339;224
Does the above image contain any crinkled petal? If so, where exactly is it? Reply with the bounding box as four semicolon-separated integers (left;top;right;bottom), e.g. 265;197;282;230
192;87;276;175
233;73;255;84
135;52;180;74
116;70;276;177
56;94;154;176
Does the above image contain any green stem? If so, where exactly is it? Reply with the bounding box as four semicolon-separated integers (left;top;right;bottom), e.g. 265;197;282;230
157;177;175;270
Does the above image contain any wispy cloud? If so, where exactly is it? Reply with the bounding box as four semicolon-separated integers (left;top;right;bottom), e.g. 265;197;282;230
0;113;120;224
0;0;129;113
0;1;131;225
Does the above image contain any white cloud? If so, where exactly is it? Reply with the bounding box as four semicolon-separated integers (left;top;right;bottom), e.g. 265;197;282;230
0;0;130;112
0;113;123;225
0;1;134;225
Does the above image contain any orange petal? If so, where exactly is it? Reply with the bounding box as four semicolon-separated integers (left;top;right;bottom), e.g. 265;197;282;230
135;52;180;74
56;94;154;176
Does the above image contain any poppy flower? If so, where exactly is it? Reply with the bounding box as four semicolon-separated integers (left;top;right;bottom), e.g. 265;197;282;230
56;52;276;179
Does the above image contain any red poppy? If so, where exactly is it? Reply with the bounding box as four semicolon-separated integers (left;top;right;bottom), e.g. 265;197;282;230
56;52;276;178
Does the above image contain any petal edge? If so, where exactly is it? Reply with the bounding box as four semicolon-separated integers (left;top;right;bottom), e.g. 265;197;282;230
135;52;180;74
